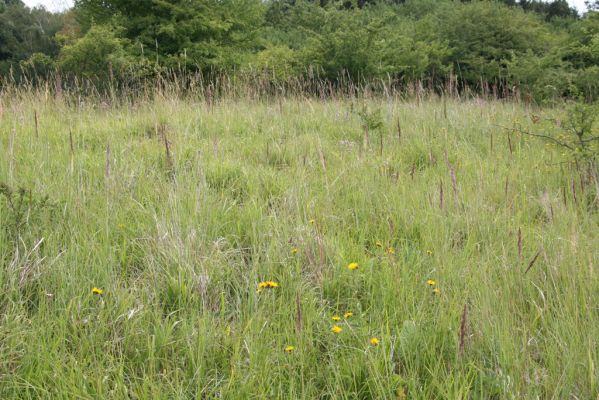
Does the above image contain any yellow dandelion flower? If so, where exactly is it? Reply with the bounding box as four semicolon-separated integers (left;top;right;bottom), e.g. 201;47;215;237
375;241;383;248
257;281;279;290
347;262;359;270
369;337;380;346
92;287;103;295
385;247;395;255
285;345;295;353
343;311;353;319
331;325;343;334
332;315;341;321
426;279;436;286
291;247;299;255
309;219;316;225
432;287;441;295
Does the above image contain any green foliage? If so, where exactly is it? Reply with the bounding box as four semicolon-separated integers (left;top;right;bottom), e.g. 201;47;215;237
58;25;131;80
0;1;64;76
0;182;56;260
562;102;599;160
250;45;299;81
357;104;384;131
19;52;55;79
74;0;265;70
442;2;552;83
513;102;598;175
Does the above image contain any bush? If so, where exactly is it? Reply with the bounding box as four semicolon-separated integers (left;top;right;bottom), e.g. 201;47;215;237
58;25;131;81
19;53;55;80
251;46;299;82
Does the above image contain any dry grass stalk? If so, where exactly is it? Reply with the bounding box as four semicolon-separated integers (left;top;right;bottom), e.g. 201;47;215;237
69;128;74;156
444;150;458;197
317;142;327;173
363;125;369;151
459;303;469;356
9;125;16;183
439;180;444;210
517;227;522;261
295;292;303;334
105;143;111;178
397;118;402;142
163;131;174;177
206;84;214;112
524;249;542;274
34;110;39;138
540;191;554;222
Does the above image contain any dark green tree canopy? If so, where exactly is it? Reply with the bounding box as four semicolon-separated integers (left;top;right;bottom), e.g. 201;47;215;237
74;0;265;69
0;0;64;75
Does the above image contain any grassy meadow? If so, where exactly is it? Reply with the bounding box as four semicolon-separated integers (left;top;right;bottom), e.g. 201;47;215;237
0;90;598;399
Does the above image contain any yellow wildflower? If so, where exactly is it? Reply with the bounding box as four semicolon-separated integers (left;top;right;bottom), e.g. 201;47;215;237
309;219;316;225
343;311;353;319
332;315;341;321
369;337;380;346
426;250;433;255
432;287;441;295
375;241;383;248
386;247;395;255
257;281;279;291
291;247;299;255
347;262;359;270
285;346;295;353
92;287;103;295
331;325;343;334
426;279;436;286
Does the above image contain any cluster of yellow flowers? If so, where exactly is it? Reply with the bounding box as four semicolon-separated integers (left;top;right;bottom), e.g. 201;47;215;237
274;249;443;353
427;279;441;295
331;323;379;347
256;281;279;293
331;311;353;322
329;296;379;346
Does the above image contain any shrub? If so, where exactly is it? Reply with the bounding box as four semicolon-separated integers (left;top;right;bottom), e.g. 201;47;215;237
58;25;131;81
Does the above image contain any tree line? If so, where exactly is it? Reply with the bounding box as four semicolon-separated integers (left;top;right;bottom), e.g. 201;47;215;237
1;0;599;101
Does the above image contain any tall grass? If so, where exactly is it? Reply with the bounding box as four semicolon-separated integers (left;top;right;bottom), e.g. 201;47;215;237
0;85;597;399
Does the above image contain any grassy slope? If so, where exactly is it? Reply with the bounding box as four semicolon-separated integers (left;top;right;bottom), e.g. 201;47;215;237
0;93;597;399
